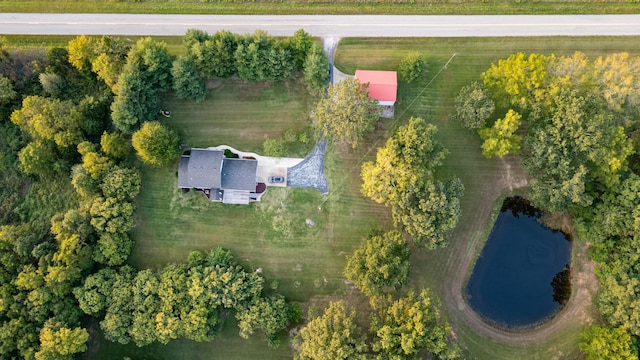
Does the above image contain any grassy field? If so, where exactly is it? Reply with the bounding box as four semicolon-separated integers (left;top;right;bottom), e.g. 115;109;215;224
90;36;640;359
94;77;391;359
335;36;640;359
2;0;639;15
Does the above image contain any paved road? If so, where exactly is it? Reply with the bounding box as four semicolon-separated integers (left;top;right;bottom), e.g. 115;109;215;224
1;13;640;37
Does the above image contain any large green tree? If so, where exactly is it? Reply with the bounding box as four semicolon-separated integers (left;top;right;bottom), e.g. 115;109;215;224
312;78;378;148
293;301;368;360
453;81;495;130
110;38;173;133
131;121;180;167
361;117;464;248
303;42;329;94
371;290;460;360
171;55;206;102
235;294;291;347
523;91;633;213
579;324;638;360
344;230;410;296
398;53;426;83
478;109;522;158
482;52;551;110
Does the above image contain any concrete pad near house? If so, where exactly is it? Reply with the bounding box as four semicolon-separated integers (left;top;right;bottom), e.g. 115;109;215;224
208;145;303;188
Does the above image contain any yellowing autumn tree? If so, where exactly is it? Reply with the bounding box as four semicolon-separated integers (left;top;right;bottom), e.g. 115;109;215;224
478;109;522;158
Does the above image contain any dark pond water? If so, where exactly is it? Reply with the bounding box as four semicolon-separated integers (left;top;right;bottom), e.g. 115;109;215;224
466;196;572;329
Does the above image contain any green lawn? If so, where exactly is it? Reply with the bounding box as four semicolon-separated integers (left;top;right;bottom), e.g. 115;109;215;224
2;0;639;15
96;78;391;359
335;36;640;359
93;36;640;359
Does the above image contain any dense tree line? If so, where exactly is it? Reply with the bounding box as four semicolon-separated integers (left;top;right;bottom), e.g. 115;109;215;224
172;28;328;102
75;248;293;347
455;51;640;359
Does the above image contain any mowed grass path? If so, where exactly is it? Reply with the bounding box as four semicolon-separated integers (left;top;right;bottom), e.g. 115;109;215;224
335;36;640;359
98;78;391;359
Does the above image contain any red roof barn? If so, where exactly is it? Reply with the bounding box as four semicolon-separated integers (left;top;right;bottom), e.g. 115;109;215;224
355;70;398;106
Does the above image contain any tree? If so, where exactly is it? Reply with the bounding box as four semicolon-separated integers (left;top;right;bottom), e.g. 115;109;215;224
289;29;313;70
361;117;463;248
100;131;130;159
482;52;551;110
100;167;141;201
522;91;633;213
35;323;89;360
91;36;130;89
18;140;64;177
579;324;637;360
597;269;640;335
171;55;207;102
303;42;329;94
110;61;158;134
293;301;368;360
236;294;290;347
371;290;460;360
11;95;83;148
131;121;180;166
38;72;65;97
191;30;238;79
127;37;173;91
264;46;294;81
592;52;640;113
312;77;378;148
344;230;410;296
361;117;447;204
453;81;495;130
478;109;522;158
67;35;97;72
77;141;114;181
0;75;17;105
183;29;209;50
94;231;134;266
392;177;464;249
398;53;426;83
89;197;135;234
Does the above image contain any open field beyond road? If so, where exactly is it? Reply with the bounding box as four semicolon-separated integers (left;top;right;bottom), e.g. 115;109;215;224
1;0;639;15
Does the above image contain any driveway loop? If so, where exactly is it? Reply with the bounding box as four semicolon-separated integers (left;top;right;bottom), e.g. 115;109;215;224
286;141;328;194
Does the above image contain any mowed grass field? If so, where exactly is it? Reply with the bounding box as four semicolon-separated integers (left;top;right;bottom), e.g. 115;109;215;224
335;36;640;359
94;37;640;359
96;78;392;359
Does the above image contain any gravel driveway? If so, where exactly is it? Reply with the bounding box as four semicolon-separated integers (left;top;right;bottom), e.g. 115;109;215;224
286;141;328;194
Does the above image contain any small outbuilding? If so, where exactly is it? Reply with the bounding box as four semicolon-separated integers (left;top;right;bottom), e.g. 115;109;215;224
355;70;397;106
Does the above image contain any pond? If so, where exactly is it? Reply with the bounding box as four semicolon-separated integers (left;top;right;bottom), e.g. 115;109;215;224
466;196;572;329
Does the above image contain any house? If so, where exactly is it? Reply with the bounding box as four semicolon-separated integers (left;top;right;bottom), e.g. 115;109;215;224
178;148;261;205
355;70;397;105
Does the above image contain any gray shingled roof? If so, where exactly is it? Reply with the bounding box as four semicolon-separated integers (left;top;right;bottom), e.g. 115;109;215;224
177;156;190;188
221;158;257;191
178;148;223;189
